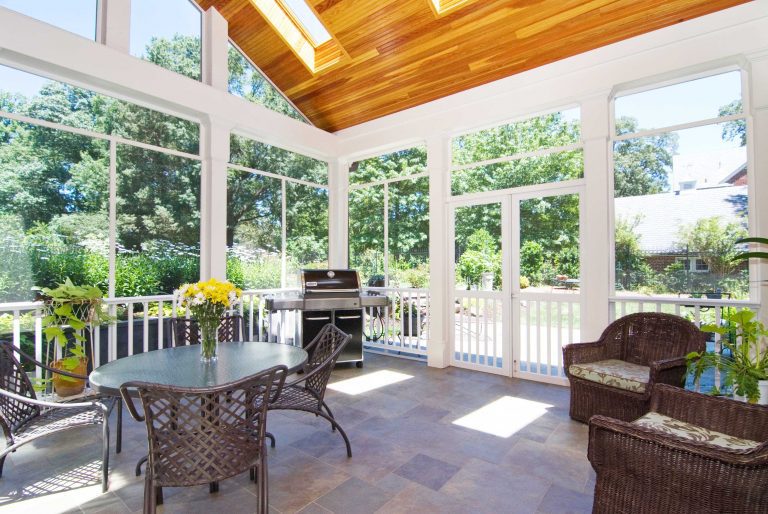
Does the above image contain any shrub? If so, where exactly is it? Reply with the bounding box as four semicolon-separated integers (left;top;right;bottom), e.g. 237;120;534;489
520;241;544;285
555;246;579;279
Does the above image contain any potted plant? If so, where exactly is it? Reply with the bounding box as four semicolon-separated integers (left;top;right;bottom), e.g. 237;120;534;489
687;309;768;404
37;278;108;397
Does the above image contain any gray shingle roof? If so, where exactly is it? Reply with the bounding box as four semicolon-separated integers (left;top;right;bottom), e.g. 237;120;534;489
614;185;747;253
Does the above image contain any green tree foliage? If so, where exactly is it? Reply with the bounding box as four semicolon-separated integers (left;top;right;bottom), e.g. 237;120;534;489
227;44;306;123
348;148;429;282
677;216;748;279
719;100;746;147
613;116;678;198
614;216;654;290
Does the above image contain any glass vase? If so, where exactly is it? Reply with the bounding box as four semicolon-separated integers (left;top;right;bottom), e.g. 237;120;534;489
199;318;219;363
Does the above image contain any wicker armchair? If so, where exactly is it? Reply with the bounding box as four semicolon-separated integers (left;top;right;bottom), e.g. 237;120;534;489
0;341;113;492
269;324;352;457
171;313;246;347
121;365;287;514
563;312;705;423
589;384;768;513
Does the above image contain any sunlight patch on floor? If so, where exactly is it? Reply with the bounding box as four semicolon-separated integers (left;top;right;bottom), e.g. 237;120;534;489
452;396;552;438
328;370;413;395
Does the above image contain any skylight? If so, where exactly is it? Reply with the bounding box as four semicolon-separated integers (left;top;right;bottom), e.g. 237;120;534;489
249;0;344;73
429;0;471;17
280;0;331;46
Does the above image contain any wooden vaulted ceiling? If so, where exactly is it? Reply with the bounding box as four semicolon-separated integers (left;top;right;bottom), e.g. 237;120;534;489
195;0;750;132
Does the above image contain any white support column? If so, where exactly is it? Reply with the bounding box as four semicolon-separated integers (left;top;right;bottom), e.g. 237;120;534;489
201;118;232;281
748;53;768;324
427;135;451;368
328;158;349;268
580;93;612;339
202;7;229;91
96;0;131;53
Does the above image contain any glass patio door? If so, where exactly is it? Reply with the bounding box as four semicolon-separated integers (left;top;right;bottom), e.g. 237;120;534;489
512;189;583;385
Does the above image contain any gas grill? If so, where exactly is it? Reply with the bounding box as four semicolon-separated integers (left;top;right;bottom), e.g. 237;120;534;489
264;269;390;367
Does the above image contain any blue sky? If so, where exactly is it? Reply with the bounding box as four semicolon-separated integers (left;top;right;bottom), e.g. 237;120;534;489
0;2;747;157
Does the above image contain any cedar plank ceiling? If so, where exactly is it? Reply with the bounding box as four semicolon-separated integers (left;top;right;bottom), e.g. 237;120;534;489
196;0;751;132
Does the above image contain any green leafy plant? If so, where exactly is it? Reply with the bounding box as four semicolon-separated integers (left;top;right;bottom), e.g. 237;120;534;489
732;237;768;263
37;278;109;387
687;309;768;403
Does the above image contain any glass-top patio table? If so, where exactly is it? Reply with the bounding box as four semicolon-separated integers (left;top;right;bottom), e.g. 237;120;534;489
89;341;308;396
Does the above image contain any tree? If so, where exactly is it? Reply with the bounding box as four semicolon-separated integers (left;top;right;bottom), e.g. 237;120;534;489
614;216;653;290
677;216;748;279
719;100;746;147
613;116;678;198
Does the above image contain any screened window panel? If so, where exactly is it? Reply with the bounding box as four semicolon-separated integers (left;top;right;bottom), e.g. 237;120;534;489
348;187;385;286
226;169;283;290
286;183;329;288
229;134;328;184
388;178;429;288
130;0;202;81
451;150;583;196
0;0;97;40
116;145;201;296
452;108;580;166
349;146;427;186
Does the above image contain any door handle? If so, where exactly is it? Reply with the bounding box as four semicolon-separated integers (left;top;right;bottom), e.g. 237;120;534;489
305;316;331;321
336;315;361;320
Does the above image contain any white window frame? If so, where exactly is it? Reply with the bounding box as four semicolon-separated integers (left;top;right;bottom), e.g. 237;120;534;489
609;66;752;298
227;133;330;289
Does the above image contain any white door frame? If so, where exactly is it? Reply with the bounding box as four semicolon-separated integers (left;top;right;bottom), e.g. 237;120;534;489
447;183;585;381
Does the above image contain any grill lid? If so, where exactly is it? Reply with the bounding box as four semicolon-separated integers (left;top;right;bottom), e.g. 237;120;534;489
301;269;361;294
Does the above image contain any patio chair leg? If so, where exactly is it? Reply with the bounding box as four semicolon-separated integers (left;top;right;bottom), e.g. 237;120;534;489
257;451;268;514
209;481;219;493
317;411;352;458
0;454;6;478
156;486;164;505
116;398;123;454
266;431;276;448
321;401;336;430
135;455;148;476
250;467;256;481
102;415;110;493
144;478;157;514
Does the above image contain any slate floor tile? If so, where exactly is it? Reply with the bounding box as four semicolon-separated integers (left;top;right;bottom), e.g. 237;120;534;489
394;453;460;491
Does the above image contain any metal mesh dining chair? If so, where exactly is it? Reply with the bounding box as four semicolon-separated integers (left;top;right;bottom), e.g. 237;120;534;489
171;313;246;347
121;365;287;514
268;324;353;457
0;341;113;492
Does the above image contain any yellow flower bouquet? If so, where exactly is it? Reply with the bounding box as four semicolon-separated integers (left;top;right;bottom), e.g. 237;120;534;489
176;278;242;362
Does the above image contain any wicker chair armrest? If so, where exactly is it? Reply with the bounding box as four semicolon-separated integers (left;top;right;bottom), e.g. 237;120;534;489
650;356;688;371
589;414;768;467
5;343;88;380
563;341;608;372
650;384;768;441
0;387;104;410
119;384;146;422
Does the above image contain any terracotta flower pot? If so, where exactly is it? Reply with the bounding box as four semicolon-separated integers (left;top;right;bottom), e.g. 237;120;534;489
52;357;88;397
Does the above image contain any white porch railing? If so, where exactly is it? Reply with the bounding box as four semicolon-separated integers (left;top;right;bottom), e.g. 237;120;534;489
0;289;293;378
517;293;581;384
452;290;505;373
0;287;428;378
362;287;429;358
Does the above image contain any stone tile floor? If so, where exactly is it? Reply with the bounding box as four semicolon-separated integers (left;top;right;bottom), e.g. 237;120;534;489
0;353;594;513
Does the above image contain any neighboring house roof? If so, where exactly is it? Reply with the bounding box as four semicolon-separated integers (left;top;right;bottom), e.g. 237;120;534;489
614;185;747;253
671;147;746;190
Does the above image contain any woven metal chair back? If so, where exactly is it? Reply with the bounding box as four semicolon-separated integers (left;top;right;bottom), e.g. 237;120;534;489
123;365;286;488
172;314;245;347
0;341;39;432
603;312;704;366
302;324;351;399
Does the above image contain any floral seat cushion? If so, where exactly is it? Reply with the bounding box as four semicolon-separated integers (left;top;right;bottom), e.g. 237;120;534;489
568;359;649;393
633;412;759;451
